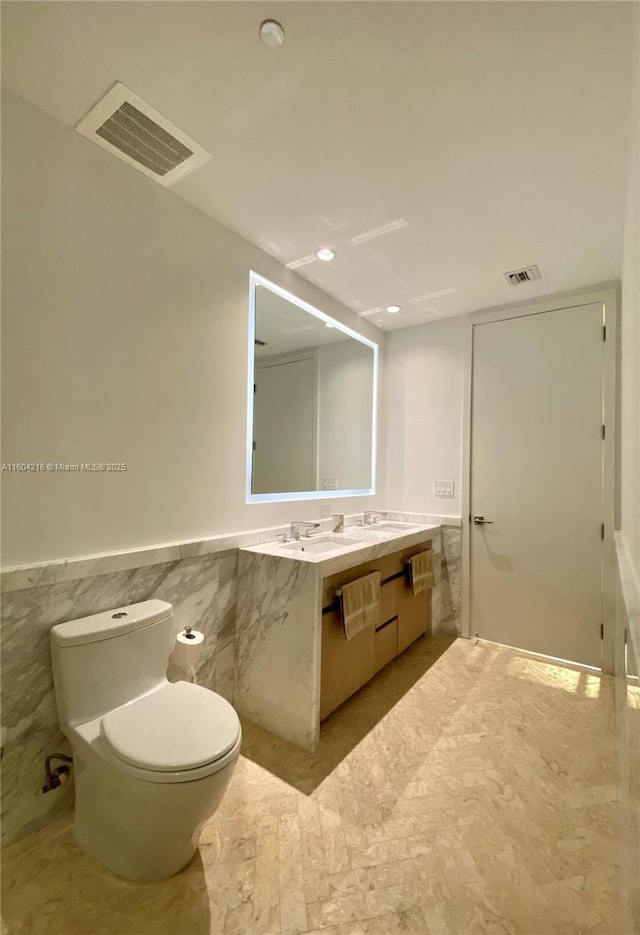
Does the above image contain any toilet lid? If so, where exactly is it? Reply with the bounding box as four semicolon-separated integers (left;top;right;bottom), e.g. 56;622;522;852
101;681;241;772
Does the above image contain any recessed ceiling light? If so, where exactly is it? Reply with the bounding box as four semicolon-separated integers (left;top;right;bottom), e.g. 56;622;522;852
315;247;336;262
259;20;285;47
386;304;401;314
325;322;335;329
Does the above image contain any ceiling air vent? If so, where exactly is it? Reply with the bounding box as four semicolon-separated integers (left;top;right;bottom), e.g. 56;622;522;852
504;264;542;286
76;82;211;186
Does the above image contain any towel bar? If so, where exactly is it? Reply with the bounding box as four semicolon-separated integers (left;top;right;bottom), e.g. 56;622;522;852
336;563;414;597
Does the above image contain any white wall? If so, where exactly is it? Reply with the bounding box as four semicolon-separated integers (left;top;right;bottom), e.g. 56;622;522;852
0;91;384;566
383;317;465;516
620;4;640;581
317;340;374;491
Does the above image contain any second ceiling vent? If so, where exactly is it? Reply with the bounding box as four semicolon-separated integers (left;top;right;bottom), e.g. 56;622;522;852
504;264;542;286
76;82;211;186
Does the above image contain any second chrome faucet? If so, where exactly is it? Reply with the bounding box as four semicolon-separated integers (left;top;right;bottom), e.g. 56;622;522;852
289;520;320;540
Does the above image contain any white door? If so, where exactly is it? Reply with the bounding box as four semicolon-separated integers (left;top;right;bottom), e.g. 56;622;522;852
253;354;317;494
470;303;604;667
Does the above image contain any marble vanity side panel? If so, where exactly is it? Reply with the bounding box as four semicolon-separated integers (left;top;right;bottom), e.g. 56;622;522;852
235;552;322;752
0;551;238;848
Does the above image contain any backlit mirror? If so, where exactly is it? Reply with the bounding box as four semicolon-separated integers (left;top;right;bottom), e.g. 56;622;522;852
247;272;378;502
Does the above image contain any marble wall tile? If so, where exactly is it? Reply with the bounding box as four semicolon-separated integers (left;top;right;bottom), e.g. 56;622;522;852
613;534;640;934
439;526;462;635
0;551;237;847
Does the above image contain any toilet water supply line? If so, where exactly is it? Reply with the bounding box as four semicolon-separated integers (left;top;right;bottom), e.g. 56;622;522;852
42;753;73;793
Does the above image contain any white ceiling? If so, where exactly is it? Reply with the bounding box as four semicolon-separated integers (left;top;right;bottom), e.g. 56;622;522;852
255;284;351;357
1;1;633;331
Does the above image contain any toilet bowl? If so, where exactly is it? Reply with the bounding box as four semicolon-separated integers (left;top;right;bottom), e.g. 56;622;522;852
50;600;241;882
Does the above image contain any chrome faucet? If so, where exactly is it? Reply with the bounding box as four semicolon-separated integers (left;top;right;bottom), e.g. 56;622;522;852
290;520;320;540
332;513;344;533
363;510;387;526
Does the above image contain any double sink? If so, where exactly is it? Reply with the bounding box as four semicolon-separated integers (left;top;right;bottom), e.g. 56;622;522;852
279;522;420;554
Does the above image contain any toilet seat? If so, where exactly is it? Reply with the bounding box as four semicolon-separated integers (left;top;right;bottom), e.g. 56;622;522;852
100;681;241;780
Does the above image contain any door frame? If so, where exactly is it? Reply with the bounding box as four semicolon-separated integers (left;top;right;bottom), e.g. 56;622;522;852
461;284;619;673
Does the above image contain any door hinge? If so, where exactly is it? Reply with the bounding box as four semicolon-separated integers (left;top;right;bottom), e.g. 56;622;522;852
602;424;606;440
603;325;607;341
601;523;605;540
252;440;256;451
600;623;604;640
253;383;257;393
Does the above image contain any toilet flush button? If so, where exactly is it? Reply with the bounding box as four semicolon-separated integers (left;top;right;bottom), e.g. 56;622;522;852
112;612;128;619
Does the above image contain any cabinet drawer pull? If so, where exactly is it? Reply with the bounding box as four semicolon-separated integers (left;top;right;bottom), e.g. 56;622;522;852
375;616;397;634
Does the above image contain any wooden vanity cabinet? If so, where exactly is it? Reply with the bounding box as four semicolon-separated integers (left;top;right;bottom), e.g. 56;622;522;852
320;540;432;720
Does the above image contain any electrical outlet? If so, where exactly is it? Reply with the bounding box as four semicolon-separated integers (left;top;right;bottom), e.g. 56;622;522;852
434;480;455;498
318;502;332;518
321;477;337;490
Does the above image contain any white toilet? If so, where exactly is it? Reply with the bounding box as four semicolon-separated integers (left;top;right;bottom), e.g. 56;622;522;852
50;599;241;882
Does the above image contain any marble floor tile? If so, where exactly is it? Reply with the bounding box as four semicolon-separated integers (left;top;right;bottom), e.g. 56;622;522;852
1;637;621;935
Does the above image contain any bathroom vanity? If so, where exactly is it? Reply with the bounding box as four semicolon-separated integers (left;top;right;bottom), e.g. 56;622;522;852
236;522;439;751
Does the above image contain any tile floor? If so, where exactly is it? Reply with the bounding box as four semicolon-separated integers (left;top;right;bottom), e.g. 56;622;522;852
1;636;619;935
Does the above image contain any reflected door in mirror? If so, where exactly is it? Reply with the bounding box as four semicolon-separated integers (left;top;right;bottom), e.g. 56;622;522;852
253;353;317;493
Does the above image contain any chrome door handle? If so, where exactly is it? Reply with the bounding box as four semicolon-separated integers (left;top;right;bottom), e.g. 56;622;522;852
473;515;493;525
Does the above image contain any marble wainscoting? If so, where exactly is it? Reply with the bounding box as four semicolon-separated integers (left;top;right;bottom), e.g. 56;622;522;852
440;525;462;634
0;550;237;848
614;533;640;933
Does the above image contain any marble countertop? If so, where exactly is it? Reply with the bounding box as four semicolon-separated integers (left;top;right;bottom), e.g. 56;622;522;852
240;522;440;577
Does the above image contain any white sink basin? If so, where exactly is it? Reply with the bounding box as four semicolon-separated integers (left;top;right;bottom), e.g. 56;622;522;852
280;536;363;554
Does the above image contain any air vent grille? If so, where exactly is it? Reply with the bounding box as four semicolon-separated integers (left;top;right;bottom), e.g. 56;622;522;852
76;83;211;186
95;101;193;177
504;264;542;286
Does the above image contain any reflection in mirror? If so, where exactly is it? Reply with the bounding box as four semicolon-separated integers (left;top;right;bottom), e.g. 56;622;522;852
247;272;378;502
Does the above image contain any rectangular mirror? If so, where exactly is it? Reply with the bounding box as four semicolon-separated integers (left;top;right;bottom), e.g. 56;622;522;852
247;272;378;502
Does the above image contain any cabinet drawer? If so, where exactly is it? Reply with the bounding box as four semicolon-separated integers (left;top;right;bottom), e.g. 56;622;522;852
374;618;398;673
397;577;431;654
320;609;375;720
380;579;397;623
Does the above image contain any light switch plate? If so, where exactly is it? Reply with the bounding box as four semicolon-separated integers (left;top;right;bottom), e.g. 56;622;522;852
322;477;337;490
434;480;455;498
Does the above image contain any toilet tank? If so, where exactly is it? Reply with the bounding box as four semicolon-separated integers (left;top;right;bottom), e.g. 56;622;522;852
51;600;175;727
